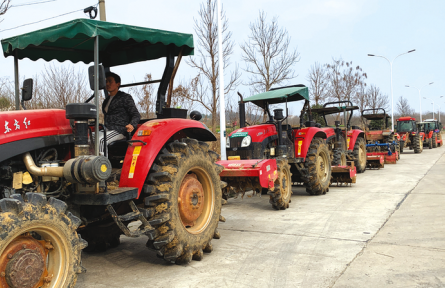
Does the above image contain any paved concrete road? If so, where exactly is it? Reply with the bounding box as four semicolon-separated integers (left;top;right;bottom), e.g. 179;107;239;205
77;147;445;288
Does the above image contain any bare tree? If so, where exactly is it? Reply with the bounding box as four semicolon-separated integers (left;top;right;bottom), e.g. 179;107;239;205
0;77;13;110
129;74;156;118
367;85;389;110
353;84;368;113
307;62;329;105
240;11;300;94
37;64;90;109
187;0;240;133
325;58;367;102
396;96;414;117
0;0;11;21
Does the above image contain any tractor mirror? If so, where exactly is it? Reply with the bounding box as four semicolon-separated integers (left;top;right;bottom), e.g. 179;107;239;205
21;78;33;101
88;65;106;90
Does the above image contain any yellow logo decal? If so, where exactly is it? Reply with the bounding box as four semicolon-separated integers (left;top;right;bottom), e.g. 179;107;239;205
100;164;108;172
347;137;350;149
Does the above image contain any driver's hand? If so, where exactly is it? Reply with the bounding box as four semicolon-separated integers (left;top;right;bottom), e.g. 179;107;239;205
126;124;134;133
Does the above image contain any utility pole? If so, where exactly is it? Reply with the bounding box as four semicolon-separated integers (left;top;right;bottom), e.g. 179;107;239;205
99;0;106;21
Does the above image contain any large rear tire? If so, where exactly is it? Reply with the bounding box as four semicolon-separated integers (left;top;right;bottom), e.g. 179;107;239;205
304;138;331;195
414;134;423;153
353;137;367;173
400;141;404;153
269;158;292;210
143;139;222;264
432;132;438;148
0;193;86;288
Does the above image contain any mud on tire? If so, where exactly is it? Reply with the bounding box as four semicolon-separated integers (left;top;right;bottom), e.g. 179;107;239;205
353;137;367;173
432;132;438;148
269;158;292;210
0;193;86;288
304;138;331;195
143;138;223;264
414;134;423;153
332;148;346;166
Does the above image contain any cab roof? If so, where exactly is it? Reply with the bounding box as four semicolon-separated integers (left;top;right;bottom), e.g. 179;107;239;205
243;85;309;109
1;18;194;67
397;116;416;121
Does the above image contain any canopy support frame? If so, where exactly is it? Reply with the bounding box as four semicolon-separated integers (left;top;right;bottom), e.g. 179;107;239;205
14;51;20;110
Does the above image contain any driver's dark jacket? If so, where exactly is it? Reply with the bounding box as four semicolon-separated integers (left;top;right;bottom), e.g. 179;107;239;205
102;90;140;135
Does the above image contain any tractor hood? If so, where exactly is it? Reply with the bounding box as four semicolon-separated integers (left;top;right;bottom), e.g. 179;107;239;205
228;124;277;143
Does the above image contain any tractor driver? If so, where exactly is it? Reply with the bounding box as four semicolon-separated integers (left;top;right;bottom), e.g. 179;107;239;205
98;72;141;155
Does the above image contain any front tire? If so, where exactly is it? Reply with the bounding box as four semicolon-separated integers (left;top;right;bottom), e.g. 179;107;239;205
269;158;292;210
144;139;222;264
0;193;86;288
304;138;331;195
353;137;367;173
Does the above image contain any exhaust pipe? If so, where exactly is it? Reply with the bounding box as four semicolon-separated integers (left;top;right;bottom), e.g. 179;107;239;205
23;152;112;185
23;152;64;177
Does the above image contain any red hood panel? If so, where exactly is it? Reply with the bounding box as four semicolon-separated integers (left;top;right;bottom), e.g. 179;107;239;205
0;109;72;145
229;124;277;142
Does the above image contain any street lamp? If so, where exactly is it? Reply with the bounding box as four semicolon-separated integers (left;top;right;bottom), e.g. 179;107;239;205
439;96;444;122
423;97;434;119
406;82;434;122
368;49;416;131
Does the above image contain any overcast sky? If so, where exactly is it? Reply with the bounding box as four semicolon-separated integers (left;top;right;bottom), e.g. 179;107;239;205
0;0;444;116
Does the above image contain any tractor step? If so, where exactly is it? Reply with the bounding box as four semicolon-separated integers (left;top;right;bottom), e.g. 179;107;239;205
107;201;155;238
331;161;356;186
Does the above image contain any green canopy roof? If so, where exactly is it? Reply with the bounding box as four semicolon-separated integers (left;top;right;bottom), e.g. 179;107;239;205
1;18;194;67
243;86;309;108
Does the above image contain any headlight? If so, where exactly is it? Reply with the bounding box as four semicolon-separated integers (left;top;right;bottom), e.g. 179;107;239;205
226;137;230;148
241;136;251;147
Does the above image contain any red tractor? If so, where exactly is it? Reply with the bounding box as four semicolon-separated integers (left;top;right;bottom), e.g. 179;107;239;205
396;117;424;153
311;101;367;175
0;19;224;287
361;108;400;167
422;119;443;148
218;85;332;210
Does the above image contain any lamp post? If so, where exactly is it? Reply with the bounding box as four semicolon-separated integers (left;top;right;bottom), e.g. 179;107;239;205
405;82;434;122
368;49;416;131
439;96;444;122
423;97;434;119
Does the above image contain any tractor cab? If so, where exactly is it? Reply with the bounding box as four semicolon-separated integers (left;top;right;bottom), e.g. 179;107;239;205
311;101;367;173
361;108;391;131
227;85;310;160
396;117;424;153
2;19;212;166
396;117;417;133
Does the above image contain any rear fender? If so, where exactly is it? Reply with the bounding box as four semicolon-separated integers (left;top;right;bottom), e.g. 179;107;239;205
346;130;365;151
293;128;327;160
119;119;216;197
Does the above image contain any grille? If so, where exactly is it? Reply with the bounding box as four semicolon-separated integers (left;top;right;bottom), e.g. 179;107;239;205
230;137;244;148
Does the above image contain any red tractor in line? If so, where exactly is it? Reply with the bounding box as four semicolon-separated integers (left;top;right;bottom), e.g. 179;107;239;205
419;119;443;148
311;101;366;179
361;108;400;168
396;117;424;153
218;85;332;210
0;19;224;287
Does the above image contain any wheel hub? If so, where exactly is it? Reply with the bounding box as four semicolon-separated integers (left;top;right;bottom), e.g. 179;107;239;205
178;173;205;227
0;235;49;288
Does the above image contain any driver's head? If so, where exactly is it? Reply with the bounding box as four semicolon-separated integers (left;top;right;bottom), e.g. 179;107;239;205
106;72;121;95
